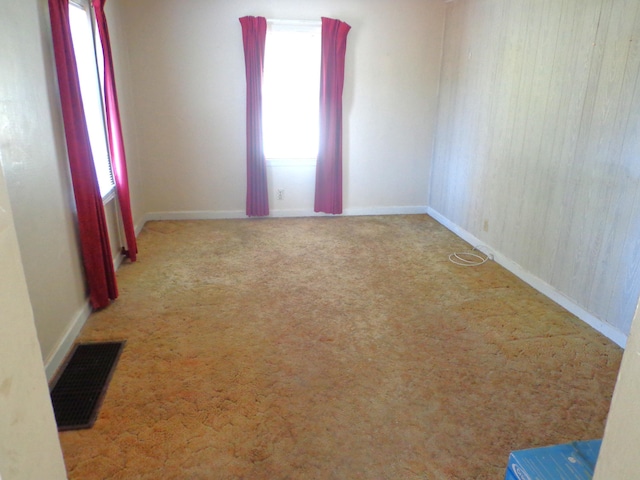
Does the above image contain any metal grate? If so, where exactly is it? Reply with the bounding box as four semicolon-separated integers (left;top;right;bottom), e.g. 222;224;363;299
50;341;125;431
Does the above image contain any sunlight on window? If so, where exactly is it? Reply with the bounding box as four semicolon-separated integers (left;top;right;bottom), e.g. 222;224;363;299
263;21;321;161
69;1;115;198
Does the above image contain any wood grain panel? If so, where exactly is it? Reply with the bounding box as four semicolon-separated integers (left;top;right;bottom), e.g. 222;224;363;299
431;0;640;335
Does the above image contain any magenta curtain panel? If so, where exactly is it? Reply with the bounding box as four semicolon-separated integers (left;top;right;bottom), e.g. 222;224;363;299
240;16;269;217
314;17;351;215
92;0;138;262
48;0;118;309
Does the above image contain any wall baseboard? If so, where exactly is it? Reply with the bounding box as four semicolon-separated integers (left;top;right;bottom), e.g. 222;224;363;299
144;210;246;222
46;232;131;381
134;216;146;236
47;206;427;380
343;206;428;216
142;205;428;223
426;207;628;348
57;205;613;382
44;300;92;381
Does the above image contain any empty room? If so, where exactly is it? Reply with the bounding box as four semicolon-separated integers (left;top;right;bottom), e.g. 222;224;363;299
2;0;640;478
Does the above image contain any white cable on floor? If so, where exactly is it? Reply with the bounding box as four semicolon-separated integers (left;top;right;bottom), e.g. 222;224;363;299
448;246;492;267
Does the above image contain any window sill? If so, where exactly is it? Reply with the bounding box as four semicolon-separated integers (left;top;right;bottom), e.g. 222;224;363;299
102;186;117;204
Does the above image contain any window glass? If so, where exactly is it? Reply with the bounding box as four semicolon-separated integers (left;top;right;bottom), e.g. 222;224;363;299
263;21;321;162
69;1;115;198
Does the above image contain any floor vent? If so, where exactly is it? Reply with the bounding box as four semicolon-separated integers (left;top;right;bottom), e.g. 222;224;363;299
50;341;125;431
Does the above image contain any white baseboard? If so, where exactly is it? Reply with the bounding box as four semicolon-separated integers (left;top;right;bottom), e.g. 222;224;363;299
45;224;136;381
44;300;92;381
50;205;623;383
113;249;126;270
142;205;428;222
46;207;426;379
134;216;146;236
343;206;428;216
144;210;245;221
427;207;628;348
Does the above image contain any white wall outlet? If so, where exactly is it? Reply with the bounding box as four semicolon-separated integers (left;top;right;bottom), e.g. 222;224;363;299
277;189;284;200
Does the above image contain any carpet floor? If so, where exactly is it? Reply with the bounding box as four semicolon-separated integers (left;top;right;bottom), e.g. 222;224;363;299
59;215;623;479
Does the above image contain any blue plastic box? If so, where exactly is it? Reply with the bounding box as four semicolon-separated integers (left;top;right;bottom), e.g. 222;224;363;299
505;439;601;480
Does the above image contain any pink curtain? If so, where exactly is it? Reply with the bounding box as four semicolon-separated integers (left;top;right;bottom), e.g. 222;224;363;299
48;0;117;309
240;16;269;217
92;0;138;261
315;17;351;214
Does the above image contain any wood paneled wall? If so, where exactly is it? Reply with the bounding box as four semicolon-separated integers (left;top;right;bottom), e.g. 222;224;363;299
430;0;640;336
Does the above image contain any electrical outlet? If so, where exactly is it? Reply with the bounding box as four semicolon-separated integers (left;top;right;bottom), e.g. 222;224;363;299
277;189;284;200
483;219;489;232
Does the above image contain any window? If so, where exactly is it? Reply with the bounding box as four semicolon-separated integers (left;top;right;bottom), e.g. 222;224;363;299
69;0;115;198
262;20;321;163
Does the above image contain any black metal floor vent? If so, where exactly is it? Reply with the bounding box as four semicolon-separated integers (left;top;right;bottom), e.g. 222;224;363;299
50;341;125;431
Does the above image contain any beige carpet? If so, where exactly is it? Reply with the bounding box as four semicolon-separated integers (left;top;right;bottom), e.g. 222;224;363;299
59;215;622;479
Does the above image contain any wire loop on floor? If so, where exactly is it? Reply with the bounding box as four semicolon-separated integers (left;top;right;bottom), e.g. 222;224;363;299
448;247;491;267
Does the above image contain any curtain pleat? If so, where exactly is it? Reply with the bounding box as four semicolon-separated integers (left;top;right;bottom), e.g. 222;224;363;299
92;0;138;261
240;16;269;217
314;17;351;215
48;0;117;309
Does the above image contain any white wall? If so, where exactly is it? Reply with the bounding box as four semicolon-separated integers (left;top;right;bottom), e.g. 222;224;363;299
430;0;640;340
105;0;145;228
110;0;445;218
0;3;67;475
0;0;445;408
0;161;67;480
1;0;92;376
0;170;67;480
595;296;640;478
0;0;142;379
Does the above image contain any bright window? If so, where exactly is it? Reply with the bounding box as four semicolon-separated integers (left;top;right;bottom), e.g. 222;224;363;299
69;0;115;198
262;20;321;163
